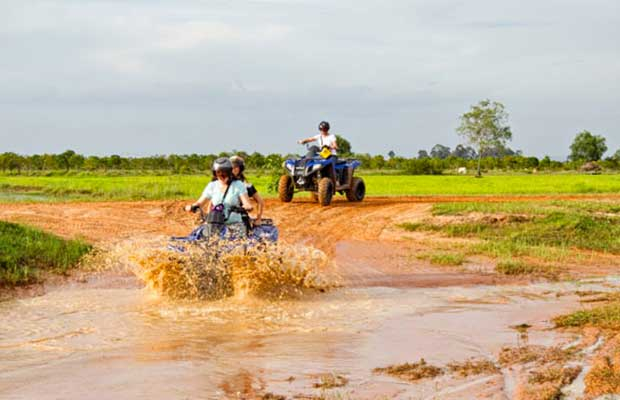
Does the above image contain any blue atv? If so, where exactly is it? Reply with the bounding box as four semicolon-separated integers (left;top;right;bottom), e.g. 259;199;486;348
168;205;279;253
279;145;366;206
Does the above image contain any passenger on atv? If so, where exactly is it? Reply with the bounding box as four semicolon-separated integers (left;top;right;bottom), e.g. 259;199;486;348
184;157;253;239
230;155;265;225
297;121;338;156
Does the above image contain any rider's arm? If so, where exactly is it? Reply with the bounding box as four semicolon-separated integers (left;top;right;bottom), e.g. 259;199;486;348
252;192;264;222
239;193;253;210
331;140;339;151
298;135;318;145
185;183;212;212
185;195;210;212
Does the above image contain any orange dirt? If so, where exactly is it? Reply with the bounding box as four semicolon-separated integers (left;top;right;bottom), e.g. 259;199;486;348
3;194;620;245
1;195;619;288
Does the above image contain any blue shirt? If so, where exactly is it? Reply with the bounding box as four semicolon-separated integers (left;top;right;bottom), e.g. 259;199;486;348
201;180;248;224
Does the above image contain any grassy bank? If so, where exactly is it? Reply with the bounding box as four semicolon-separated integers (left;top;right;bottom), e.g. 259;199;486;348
1;173;620;202
400;199;620;277
0;221;91;286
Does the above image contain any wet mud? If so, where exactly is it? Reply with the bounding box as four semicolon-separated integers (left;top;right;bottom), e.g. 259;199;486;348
2;196;620;399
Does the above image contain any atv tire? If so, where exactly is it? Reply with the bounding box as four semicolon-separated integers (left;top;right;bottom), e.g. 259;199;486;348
346;177;365;202
317;177;333;206
278;175;294;202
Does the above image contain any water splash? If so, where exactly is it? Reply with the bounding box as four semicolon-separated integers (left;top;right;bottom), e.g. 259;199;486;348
130;241;338;300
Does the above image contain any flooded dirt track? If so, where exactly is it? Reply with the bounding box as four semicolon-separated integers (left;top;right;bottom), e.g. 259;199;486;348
2;195;620;399
3;279;613;399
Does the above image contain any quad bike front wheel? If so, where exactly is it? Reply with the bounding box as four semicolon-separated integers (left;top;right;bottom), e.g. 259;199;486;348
346;177;366;202
278;175;294;202
318;177;334;206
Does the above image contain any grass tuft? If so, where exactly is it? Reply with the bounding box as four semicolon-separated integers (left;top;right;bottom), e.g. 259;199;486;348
554;303;620;330
429;252;466;266
495;259;559;279
446;358;499;377
373;359;443;382
313;373;349;389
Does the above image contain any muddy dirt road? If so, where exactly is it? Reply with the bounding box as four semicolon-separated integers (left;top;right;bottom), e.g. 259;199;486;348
1;195;617;285
2;195;620;246
2;195;620;399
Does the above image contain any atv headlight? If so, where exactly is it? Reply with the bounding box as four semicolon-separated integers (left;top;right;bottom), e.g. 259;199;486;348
284;161;294;172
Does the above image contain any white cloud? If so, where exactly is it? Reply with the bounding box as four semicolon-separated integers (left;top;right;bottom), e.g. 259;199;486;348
0;0;618;156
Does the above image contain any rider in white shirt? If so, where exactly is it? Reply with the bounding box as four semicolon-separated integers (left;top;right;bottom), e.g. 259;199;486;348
298;121;338;155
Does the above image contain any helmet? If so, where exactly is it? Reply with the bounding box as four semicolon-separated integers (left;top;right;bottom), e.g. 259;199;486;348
230;155;245;173
318;121;330;132
212;157;232;175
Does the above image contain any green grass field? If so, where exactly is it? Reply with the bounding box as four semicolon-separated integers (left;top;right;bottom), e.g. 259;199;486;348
1;173;619;202
0;221;91;285
400;199;620;278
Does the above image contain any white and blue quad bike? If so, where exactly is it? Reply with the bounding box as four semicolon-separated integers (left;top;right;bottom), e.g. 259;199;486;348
279;145;366;206
168;205;279;254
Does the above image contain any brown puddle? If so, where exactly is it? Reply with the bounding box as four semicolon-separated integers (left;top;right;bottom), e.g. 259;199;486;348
3;274;618;399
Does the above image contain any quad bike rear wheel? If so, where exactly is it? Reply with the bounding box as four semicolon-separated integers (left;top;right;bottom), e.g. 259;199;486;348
346;177;366;202
278;175;294;202
318;177;333;206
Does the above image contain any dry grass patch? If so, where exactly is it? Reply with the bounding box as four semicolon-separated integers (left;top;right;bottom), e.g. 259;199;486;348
313;373;349;389
446;358;499;377
260;394;286;400
373;359;443;382
584;334;620;398
499;345;576;367
528;365;582;386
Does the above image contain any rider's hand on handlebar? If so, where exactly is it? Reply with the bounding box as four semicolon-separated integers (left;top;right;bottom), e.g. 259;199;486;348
184;204;200;213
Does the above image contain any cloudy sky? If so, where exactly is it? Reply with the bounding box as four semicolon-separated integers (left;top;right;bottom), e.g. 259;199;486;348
1;0;618;158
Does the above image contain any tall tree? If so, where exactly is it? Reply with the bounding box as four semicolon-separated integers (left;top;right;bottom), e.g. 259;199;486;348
335;135;352;155
457;99;512;177
417;150;429;159
452;144;477;160
430;144;451;159
569;131;607;162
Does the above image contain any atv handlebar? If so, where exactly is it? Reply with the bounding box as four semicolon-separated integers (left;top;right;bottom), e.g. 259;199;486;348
189;205;251;222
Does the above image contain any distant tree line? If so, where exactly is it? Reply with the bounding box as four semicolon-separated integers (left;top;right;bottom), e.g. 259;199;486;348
1;143;618;176
1;117;618;175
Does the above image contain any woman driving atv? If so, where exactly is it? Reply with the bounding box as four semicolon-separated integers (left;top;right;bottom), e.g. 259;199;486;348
184;157;253;238
230;155;265;225
297;121;338;155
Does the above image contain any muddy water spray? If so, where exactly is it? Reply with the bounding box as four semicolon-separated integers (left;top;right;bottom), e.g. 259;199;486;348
130;241;337;300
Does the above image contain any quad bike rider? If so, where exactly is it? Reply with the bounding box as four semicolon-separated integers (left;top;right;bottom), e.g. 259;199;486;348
278;121;366;206
230;155;265;225
169;158;278;252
